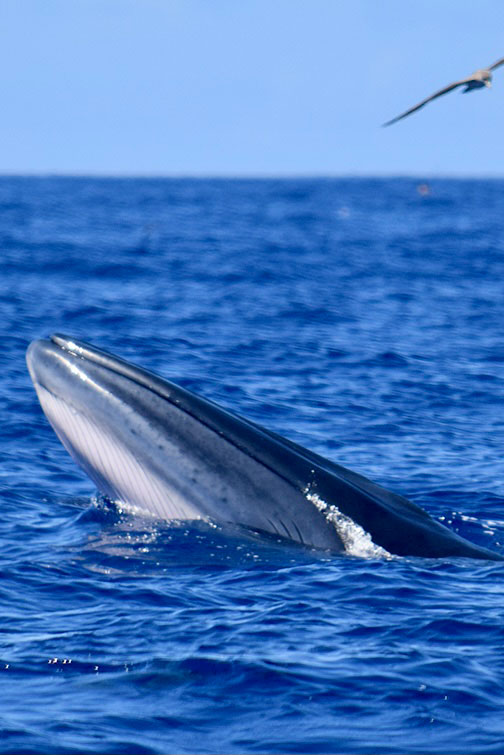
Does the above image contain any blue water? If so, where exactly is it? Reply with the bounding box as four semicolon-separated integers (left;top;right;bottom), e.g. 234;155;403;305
3;176;504;754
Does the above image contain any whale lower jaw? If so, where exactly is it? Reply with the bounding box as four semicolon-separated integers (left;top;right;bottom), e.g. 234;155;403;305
26;335;503;561
33;382;203;522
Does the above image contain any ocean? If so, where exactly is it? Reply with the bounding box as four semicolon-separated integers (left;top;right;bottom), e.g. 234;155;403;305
2;176;504;754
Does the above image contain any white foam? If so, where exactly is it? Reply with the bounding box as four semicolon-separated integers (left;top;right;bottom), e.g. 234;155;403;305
305;489;392;559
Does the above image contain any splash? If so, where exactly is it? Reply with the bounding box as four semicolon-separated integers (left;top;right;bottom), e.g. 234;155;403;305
305;489;392;560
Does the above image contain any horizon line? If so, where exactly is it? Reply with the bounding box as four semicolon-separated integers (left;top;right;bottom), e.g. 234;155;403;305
1;171;504;180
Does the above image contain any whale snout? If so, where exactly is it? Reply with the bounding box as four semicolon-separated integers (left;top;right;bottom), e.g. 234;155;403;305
26;338;54;390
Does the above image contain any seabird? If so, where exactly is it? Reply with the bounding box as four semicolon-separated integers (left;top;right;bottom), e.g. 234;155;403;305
383;55;504;126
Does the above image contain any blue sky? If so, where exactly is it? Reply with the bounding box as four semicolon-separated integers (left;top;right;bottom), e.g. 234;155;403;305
2;0;503;175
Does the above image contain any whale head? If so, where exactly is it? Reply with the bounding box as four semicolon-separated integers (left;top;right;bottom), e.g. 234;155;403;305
27;334;503;561
26;335;346;550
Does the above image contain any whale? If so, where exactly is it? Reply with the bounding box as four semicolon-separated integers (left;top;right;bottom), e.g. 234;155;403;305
26;334;502;560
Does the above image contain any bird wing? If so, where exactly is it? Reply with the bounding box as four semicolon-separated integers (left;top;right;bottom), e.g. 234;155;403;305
489;56;504;71
382;79;466;126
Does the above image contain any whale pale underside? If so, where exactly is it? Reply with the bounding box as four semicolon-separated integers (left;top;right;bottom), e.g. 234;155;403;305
26;335;502;561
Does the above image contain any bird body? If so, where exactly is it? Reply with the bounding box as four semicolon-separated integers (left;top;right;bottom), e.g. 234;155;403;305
383;57;504;126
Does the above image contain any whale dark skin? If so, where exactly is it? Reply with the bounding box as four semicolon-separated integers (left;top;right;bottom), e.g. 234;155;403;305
26;334;503;561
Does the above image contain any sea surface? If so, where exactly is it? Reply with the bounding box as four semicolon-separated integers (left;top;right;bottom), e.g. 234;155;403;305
3;176;504;754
